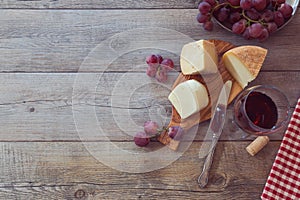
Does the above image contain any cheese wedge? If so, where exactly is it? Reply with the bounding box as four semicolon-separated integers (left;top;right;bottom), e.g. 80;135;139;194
180;40;218;75
168;80;209;119
222;46;267;88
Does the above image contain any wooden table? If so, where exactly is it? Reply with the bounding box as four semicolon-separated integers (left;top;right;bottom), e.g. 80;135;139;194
0;1;299;199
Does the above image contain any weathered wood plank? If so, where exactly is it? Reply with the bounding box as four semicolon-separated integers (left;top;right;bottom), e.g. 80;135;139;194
0;141;280;199
1;0;299;9
0;72;298;141
0;186;269;200
0;0;199;9
0;10;299;72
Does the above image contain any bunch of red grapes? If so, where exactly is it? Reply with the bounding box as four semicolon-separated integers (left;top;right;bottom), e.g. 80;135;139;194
134;121;184;147
197;0;294;41
146;54;174;83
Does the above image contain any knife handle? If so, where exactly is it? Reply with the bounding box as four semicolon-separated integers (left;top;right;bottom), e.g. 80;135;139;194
198;137;218;188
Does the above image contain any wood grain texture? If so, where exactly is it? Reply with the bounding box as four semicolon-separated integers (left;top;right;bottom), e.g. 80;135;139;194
0;141;281;199
0;72;298;142
0;10;299;72
1;0;299;9
0;0;199;9
0;1;299;198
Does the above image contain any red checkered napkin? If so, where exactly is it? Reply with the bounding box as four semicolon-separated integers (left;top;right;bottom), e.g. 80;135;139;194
262;98;300;200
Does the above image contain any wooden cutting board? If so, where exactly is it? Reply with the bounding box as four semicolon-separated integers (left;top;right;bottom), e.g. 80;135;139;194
157;39;245;150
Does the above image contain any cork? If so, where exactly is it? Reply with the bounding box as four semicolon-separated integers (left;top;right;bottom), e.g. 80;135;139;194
246;136;270;156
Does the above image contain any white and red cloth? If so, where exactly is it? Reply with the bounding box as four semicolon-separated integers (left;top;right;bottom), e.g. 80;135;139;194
262;98;300;200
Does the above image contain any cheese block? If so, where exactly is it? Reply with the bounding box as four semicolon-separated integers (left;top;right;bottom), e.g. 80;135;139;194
168;80;209;119
222;46;267;88
180;40;218;75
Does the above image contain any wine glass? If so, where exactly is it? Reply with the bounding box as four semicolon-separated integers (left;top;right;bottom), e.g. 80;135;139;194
233;85;291;136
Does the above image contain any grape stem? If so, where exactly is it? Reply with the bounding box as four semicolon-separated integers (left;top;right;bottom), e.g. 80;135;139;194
241;9;267;26
211;2;227;16
150;127;168;139
211;1;240;15
211;1;267;27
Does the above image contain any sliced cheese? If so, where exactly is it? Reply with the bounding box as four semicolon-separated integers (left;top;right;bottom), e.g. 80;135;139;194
222;46;267;88
168;80;209;119
180;40;218;75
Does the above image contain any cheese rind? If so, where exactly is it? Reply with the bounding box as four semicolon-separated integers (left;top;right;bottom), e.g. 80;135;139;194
168;80;209;119
180;40;218;75
222;46;267;88
223;53;255;88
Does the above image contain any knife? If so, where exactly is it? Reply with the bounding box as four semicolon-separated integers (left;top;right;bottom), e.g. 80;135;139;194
198;80;232;188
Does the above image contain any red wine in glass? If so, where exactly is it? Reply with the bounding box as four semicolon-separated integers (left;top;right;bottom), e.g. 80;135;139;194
246;92;278;128
234;85;290;136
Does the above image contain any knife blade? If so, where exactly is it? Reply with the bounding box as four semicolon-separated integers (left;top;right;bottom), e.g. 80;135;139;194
198;80;232;188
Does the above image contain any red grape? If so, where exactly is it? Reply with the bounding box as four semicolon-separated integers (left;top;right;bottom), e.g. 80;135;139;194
144;121;159;135
203;20;214;31
198;2;212;15
229;12;242;23
203;0;217;6
156;54;163;64
252;0;267;11
232;19;247;34
274;11;285;27
267;22;278;33
258;28;269;42
278;3;293;18
240;0;253;10
197;13;209;23
145;54;173;81
249;23;264;38
155;69;168;83
146;67;157;77
228;0;241;6
261;9;274;22
134;132;150;147
161;58;175;71
146;55;158;64
243;27;252;40
246;8;261;20
216;7;230;22
272;0;285;5
168;126;184;140
195;0;294;41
